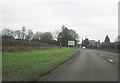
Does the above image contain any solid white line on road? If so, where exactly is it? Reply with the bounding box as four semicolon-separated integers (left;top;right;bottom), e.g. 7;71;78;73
108;59;114;63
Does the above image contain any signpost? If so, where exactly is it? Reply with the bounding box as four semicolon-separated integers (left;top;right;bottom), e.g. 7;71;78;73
68;41;75;48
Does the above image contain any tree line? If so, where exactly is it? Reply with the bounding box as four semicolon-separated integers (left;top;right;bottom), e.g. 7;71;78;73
82;35;111;47
2;25;79;47
81;35;119;52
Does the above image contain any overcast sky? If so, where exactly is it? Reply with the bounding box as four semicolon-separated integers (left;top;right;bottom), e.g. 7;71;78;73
0;0;119;42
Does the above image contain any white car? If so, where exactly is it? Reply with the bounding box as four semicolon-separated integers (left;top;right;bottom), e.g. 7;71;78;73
82;47;86;48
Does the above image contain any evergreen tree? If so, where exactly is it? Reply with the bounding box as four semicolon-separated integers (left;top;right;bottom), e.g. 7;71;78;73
58;25;79;47
104;35;110;43
84;38;89;47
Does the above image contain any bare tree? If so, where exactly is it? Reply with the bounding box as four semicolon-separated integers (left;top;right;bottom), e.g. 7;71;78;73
14;30;22;39
33;31;42;41
40;32;53;43
25;30;34;41
2;28;14;37
21;26;26;40
52;29;60;41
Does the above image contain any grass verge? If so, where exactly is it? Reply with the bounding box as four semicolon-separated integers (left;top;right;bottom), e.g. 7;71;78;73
2;47;77;81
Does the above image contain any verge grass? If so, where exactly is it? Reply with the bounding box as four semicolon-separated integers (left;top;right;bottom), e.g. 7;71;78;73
2;47;77;81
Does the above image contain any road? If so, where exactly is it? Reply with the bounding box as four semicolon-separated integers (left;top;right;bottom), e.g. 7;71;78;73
44;48;118;81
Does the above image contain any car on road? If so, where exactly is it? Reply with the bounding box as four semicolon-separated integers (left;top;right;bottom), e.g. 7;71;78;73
82;47;86;48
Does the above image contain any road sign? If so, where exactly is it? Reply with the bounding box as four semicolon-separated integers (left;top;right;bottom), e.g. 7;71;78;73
68;41;75;46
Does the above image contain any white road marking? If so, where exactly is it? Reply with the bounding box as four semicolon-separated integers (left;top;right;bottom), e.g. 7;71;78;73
100;54;103;56
108;59;114;63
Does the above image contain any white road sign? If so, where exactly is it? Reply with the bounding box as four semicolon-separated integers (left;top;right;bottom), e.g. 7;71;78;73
68;41;75;46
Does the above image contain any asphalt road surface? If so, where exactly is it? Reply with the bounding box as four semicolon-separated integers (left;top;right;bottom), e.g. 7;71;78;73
46;48;118;81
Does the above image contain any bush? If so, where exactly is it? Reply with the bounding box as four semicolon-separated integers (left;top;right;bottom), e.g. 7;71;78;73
2;38;57;52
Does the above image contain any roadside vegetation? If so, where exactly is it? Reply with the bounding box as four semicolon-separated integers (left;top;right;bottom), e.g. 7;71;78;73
2;25;80;52
1;25;79;81
2;37;57;52
81;35;119;53
2;47;77;81
87;47;119;53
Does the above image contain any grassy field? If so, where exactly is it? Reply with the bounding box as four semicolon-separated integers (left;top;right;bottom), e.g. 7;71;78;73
2;47;77;81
